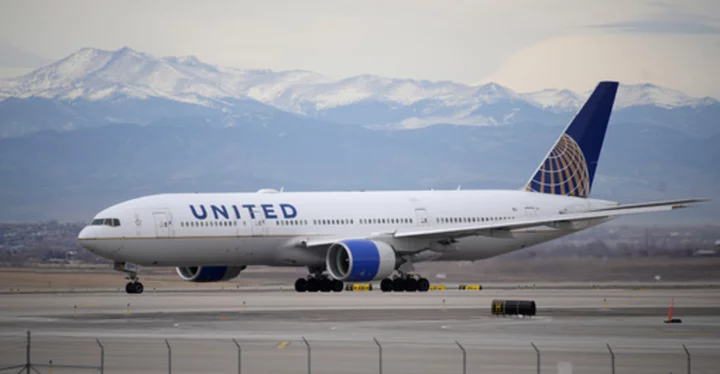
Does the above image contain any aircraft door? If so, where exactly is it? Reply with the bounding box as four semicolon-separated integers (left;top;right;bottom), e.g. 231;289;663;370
525;207;539;217
152;212;172;238
250;206;267;236
414;208;429;226
251;219;267;236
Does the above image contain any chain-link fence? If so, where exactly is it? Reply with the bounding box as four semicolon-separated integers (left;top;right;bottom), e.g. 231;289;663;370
0;331;716;374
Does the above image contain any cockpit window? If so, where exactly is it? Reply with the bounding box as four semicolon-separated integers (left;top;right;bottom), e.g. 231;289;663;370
91;218;121;227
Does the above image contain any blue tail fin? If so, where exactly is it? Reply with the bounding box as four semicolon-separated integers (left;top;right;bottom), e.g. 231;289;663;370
524;81;618;198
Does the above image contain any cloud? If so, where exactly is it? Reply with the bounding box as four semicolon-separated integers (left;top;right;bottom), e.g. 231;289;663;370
595;19;720;35
485;33;720;99
591;2;720;35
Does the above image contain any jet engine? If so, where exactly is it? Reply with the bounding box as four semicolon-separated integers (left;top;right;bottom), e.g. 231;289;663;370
175;266;246;282
326;239;396;282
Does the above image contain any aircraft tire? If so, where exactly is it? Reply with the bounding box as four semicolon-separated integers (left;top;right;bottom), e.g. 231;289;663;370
320;278;332;292
125;282;135;294
380;278;393;292
307;278;319;292
417;278;430;292
133;282;144;294
392;278;406;292
332;280;344;292
405;278;418;292
294;278;308;292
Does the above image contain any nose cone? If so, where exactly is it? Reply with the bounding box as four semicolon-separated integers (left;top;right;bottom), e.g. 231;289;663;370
78;226;96;251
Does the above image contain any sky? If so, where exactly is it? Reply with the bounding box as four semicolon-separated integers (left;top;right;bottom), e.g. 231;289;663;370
0;0;718;97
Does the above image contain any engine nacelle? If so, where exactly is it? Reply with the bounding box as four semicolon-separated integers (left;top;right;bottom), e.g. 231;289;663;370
326;239;396;282
175;266;246;282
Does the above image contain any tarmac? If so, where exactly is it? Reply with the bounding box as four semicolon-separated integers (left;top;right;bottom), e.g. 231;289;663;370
0;286;719;374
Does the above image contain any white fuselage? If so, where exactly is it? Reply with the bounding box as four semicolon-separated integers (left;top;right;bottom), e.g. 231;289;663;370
78;189;617;267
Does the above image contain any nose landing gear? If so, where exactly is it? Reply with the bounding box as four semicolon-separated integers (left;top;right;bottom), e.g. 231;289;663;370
125;281;144;294
114;261;144;294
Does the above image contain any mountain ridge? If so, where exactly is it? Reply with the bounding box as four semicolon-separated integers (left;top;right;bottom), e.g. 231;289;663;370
0;47;716;133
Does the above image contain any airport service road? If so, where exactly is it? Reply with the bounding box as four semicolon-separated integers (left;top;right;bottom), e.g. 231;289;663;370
0;288;719;374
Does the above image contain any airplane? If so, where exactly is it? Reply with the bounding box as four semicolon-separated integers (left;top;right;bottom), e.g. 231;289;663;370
77;81;707;294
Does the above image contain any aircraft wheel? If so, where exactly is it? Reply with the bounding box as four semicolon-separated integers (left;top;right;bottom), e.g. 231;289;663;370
133;282;144;294
417;278;430;292
332;280;344;292
404;278;418;292
320;278;332;292
392;278;406;292
307;278;319;292
125;282;135;294
380;278;393;292
294;278;307;292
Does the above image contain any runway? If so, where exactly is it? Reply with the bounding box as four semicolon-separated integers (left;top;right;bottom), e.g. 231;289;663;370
1;288;719;374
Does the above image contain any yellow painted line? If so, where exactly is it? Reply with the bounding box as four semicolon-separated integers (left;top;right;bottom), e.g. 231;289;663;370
277;341;290;349
81;304;96;308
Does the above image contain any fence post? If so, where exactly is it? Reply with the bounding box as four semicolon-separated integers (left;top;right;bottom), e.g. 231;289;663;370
531;342;540;374
683;344;691;374
232;339;241;374
455;341;466;374
96;339;104;374
302;336;311;374
165;339;171;374
373;337;382;374
606;344;615;374
26;330;31;374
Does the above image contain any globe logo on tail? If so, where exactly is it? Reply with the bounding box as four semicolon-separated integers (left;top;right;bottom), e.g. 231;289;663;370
525;134;590;197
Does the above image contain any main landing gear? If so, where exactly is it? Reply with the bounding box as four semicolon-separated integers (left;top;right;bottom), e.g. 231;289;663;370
380;274;430;292
295;266;344;293
114;261;144;294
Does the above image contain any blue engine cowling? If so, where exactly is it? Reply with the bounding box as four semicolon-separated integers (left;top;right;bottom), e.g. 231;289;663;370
326;239;396;282
176;266;246;282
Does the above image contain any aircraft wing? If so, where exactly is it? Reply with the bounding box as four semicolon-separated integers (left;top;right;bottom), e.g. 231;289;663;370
301;198;707;248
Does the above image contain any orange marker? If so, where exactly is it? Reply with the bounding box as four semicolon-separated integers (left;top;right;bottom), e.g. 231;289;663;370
667;298;675;323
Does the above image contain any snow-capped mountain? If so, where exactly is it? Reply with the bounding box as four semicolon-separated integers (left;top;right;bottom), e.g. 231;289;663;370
522;84;714;111
0;47;328;106
521;89;585;112
0;47;717;135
